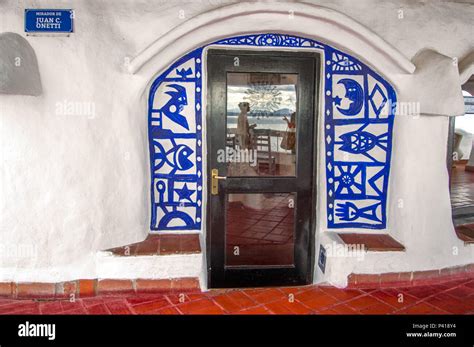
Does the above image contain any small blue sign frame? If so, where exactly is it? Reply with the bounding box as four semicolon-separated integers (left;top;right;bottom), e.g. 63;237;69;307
25;9;74;33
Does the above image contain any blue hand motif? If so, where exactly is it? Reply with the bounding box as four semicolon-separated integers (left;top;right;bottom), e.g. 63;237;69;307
335;202;381;222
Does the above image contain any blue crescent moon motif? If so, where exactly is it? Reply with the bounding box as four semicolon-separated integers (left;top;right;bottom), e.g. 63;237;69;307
173;144;193;170
335;78;364;116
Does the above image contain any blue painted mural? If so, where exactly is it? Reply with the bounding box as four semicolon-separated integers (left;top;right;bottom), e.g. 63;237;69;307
148;33;396;231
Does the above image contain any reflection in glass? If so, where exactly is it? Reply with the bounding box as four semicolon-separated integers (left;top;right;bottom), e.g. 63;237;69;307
225;193;295;267
226;73;297;177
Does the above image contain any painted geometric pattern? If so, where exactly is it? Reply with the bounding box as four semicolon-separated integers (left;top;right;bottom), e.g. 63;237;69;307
148;33;396;230
148;49;203;230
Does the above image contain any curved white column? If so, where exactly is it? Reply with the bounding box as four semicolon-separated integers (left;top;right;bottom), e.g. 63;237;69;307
459;51;474;85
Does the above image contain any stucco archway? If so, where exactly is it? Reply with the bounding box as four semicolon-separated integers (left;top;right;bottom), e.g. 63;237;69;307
129;2;414;84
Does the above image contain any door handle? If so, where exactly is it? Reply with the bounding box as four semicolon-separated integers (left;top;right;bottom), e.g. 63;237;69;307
211;168;226;195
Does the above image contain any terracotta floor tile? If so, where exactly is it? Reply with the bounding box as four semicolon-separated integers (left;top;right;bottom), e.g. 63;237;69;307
359;302;396;314
183;293;207;301
132;298;171;314
12;305;42;315
212;294;248;312
2;277;473;315
191;305;227;314
39;301;64;314
135;239;160;255
0;301;40;314
463;280;474;289
396;302;448;315
0;299;17;307
317;308;340;315
370;290;419;308
81;297;108;307
222;290;258;308
337;233;405;251
265;298;313;314
424;293;474;314
344;295;383;310
234;305;271;314
444;285;473;298
402;286;441;299
86;303;110;315
242;288;286;305
319;286;365;301
323;304;359;315
164;293;193;305
153;306;182;315
298;293;340;310
126;294;164;306
175;298;225;314
62;308;88;315
60;300;87;312
278;286;313;296
294;287;327;303
104;300;133;314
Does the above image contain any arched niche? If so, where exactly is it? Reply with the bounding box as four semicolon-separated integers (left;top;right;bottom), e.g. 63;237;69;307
147;33;397;232
0;32;42;96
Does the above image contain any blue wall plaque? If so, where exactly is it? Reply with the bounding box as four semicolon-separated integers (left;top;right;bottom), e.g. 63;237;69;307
25;9;74;33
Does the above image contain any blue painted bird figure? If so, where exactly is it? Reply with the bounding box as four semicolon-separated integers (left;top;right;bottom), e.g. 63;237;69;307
160;84;189;130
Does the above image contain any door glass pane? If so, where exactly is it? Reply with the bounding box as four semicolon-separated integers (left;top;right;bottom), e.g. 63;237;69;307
226;193;295;267
226;73;297;177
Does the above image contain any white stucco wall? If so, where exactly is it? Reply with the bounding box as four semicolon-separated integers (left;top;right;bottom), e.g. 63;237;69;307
0;0;473;284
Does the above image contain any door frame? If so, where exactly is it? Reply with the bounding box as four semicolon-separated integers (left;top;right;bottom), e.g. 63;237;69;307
205;48;321;288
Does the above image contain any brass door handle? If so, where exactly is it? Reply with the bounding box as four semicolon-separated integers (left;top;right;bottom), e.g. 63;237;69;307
211;168;226;195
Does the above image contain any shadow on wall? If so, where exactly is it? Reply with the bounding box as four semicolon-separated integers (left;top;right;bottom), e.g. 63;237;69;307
0;32;42;96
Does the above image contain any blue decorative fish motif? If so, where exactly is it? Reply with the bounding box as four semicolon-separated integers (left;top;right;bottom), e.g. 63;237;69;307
154;142;193;172
339;131;377;154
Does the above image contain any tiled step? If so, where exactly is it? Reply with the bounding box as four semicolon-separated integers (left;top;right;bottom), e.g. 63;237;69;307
2;277;474;314
337;233;405;251
455;224;474;244
98;234;202;283
0;278;200;299
105;234;201;256
348;263;474;289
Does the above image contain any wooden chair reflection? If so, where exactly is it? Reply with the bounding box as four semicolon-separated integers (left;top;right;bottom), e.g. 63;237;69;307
255;130;276;175
226;134;236;149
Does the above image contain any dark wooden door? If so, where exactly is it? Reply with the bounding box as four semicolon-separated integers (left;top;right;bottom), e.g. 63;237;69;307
207;49;319;288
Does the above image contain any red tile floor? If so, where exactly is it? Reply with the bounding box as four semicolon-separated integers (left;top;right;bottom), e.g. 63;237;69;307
1;278;473;315
451;162;474;210
1;165;472;315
